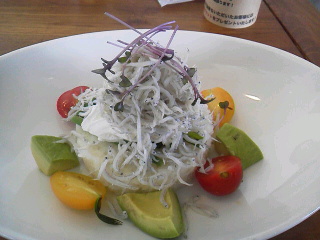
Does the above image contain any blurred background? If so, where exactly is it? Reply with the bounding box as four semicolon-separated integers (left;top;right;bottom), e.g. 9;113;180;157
310;0;320;10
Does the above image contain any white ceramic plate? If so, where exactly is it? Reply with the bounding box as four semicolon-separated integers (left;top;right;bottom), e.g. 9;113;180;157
0;30;319;240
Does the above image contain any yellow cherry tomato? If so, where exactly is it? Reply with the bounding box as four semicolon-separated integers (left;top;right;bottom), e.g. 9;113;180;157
50;171;106;210
201;87;235;127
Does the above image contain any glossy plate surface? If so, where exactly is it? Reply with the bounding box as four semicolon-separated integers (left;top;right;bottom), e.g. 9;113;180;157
0;30;319;240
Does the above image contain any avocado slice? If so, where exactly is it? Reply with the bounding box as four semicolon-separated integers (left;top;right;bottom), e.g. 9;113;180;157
117;188;184;239
216;123;263;169
31;135;79;175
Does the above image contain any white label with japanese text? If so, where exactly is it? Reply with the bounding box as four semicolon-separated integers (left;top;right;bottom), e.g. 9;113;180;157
204;0;262;28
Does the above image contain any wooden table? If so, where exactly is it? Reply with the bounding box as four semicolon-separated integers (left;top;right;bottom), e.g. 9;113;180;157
0;0;319;239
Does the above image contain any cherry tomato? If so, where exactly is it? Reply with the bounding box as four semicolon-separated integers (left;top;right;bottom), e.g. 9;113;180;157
50;171;106;210
56;86;89;118
201;87;235;127
195;156;242;196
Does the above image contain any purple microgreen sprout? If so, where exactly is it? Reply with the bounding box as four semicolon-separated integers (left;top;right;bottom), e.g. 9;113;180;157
107;41;126;49
219;100;233;117
118;57;127;63
91;64;113;82
119;75;132;87
115;24;179;110
114;101;125;112
117;51;131;64
105;89;121;95
94;12;214;111
92;19;174;83
94;197;122;225
105;12;174;50
92;14;173;79
219;101;232;110
182;67;196;85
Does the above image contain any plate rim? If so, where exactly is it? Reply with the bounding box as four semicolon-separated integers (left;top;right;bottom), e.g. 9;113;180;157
1;29;319;71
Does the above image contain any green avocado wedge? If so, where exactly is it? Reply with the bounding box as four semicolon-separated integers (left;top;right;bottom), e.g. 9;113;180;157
117;188;184;239
31;135;79;176
216;123;263;169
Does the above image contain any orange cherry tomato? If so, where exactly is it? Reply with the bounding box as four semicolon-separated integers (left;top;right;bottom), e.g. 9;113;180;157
56;86;89;118
50;171;106;210
201;87;235;127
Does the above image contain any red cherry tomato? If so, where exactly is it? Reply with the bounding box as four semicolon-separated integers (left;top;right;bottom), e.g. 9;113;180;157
57;86;89;118
195;156;243;196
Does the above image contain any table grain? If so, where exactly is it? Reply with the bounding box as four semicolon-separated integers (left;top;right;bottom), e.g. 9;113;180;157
0;0;319;239
265;0;320;67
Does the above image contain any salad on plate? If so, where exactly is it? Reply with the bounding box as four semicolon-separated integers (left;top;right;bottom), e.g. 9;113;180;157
30;13;263;239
